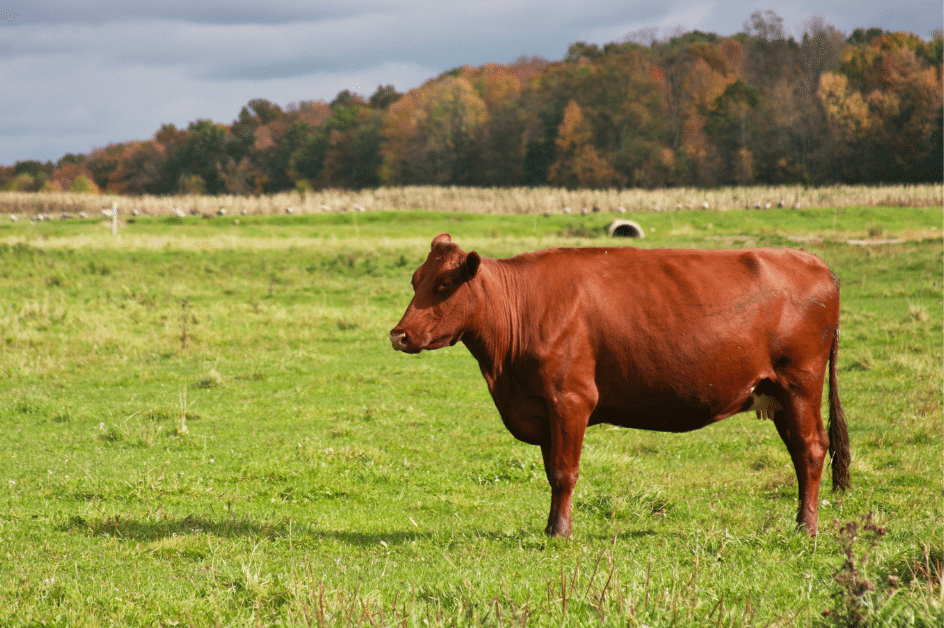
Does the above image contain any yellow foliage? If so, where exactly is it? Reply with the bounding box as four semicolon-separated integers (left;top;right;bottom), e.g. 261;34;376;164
819;72;873;140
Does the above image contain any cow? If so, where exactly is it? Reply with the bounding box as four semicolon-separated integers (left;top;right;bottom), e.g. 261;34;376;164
390;234;851;537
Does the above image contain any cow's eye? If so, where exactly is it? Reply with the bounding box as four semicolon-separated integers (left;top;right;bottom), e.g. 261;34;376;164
437;279;453;292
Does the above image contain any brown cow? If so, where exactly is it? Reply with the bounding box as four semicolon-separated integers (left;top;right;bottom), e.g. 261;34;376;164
390;234;851;537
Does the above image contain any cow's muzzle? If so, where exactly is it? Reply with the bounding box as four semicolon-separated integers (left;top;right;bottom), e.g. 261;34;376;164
389;330;408;352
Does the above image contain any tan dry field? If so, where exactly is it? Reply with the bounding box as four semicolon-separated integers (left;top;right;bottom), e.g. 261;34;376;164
2;184;942;218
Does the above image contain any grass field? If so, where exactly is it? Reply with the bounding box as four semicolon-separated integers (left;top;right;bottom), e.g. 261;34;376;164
0;203;941;626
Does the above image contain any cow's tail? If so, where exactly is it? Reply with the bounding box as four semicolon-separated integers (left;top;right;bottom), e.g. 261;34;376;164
828;326;852;491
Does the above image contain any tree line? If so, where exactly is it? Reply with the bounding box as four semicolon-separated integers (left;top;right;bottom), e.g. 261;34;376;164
3;12;942;195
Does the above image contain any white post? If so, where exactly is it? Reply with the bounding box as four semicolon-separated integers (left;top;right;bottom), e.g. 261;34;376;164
112;201;118;236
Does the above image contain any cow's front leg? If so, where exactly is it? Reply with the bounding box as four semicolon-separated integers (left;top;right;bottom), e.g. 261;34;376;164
540;391;593;538
540;442;578;538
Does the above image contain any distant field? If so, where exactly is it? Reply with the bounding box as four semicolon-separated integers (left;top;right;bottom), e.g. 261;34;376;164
0;206;941;627
1;183;942;218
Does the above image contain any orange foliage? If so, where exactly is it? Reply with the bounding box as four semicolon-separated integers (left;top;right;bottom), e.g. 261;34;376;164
477;64;523;111
549;100;625;188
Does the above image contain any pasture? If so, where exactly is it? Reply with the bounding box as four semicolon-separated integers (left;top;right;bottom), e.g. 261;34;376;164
0;202;941;626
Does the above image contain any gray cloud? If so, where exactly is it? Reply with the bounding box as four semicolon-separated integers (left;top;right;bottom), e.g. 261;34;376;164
1;0;940;165
4;0;379;25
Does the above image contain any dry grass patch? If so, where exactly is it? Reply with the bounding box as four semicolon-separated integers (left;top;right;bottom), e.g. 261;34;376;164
2;184;942;217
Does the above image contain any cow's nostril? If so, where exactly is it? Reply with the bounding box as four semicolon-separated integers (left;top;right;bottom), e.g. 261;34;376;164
390;330;407;351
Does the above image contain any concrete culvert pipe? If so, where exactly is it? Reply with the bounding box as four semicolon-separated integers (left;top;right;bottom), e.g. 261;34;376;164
608;220;644;238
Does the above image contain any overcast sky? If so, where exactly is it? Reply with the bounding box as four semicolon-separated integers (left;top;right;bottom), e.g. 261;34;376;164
1;0;940;166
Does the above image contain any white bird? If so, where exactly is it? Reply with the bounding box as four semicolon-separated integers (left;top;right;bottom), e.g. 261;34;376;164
9;214;17;222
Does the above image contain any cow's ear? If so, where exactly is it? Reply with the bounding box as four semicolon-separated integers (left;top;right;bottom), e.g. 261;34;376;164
463;251;481;281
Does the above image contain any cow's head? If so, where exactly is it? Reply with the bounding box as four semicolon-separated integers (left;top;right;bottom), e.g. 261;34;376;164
390;234;481;353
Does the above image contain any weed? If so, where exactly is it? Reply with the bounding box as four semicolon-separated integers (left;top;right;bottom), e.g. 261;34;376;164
179;297;191;351
176;387;191;436
822;512;897;627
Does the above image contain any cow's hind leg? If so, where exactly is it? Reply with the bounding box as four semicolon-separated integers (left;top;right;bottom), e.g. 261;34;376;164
770;388;829;535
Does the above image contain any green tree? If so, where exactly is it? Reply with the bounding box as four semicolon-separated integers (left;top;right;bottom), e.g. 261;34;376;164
69;174;99;194
286;92;375;189
266;121;315;192
157;120;231;195
707;79;760;184
369;84;402;109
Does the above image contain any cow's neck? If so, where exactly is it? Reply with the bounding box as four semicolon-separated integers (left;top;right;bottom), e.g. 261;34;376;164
460;258;529;387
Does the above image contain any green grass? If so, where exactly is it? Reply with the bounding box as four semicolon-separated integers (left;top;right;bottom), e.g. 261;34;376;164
0;205;941;626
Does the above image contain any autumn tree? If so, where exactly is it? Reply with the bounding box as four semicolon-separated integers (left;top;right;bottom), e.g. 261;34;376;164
548;100;624;188
466;64;527;185
823;32;943;182
522;44;669;187
653;34;737;185
380;74;488;185
110;141;167;195
654;31;722;154
83;145;130;192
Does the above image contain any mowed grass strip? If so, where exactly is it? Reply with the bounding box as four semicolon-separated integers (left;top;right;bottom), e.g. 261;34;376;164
0;206;941;627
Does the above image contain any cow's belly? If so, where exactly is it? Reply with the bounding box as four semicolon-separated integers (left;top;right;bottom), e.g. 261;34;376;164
590;403;725;432
590;377;765;432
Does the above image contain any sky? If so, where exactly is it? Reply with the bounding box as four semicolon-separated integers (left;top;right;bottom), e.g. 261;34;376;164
1;0;940;166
